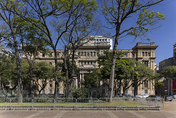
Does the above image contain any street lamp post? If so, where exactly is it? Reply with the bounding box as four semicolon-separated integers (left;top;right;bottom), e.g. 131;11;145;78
134;64;137;97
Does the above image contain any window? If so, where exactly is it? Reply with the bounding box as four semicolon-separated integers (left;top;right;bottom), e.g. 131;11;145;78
57;52;60;57
88;62;89;65
84;52;86;56
84;62;86;65
94;52;96;56
50;52;52;56
81;62;83;66
42;53;45;57
81;52;83;56
50;62;52;66
100;39;101;41
125;90;128;94
87;52;89;56
97;52;99;56
42;81;45;87
102;39;104;41
91;52;92;56
105;39;107;41
125;53;127;57
145;52;147;56
50;89;52;94
91;62;92;65
97;39;98;41
78;52;80;56
143;61;148;67
148;52;150;56
144;81;148;88
49;81;52;87
142;52;144;56
145;90;148;94
132;53;134;58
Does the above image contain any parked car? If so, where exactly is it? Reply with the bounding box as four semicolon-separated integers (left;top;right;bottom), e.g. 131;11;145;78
136;94;149;99
146;95;161;101
116;94;123;97
164;95;173;101
123;94;133;98
173;94;176;99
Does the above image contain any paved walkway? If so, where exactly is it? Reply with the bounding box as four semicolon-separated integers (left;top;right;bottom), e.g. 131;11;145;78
0;99;176;118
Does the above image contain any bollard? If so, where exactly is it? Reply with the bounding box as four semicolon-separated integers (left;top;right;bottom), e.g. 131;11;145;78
120;99;121;107
10;99;11;107
54;98;55;107
76;99;77;107
32;98;33;107
163;98;164;109
98;99;99;107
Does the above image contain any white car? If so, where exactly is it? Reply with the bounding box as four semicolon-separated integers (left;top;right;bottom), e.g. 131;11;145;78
136;94;149;98
173;94;176;99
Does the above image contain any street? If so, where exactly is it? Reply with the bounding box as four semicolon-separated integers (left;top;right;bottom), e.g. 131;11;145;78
0;100;176;118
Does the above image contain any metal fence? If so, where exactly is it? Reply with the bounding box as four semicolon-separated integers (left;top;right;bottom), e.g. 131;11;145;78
0;97;164;110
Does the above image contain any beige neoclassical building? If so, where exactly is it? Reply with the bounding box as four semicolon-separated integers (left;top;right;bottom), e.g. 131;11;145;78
30;36;158;96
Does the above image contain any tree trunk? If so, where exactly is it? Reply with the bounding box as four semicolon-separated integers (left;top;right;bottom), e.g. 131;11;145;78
68;45;75;98
53;49;58;101
29;65;34;98
15;47;23;103
108;23;120;102
0;74;2;90
64;46;69;98
123;87;125;95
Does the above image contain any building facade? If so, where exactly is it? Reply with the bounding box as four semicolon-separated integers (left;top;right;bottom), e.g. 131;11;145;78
158;43;176;96
31;36;158;96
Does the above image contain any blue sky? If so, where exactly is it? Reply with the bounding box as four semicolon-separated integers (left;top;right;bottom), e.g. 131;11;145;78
2;0;175;66
112;0;176;65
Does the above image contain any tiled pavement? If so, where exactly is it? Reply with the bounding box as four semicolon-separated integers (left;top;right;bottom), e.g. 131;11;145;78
0;100;176;118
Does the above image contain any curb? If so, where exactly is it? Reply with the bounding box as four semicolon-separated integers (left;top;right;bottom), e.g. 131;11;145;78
0;106;161;111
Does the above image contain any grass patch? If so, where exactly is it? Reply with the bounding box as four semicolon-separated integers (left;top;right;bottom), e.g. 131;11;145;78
0;100;149;107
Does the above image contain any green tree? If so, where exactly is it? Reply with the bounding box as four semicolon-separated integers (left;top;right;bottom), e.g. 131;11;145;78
0;1;26;102
100;0;166;102
33;62;54;95
11;18;50;98
83;68;101;89
58;58;79;79
98;51;124;91
162;66;176;78
0;49;16;91
151;73;164;95
6;0;98;100
98;51;135;95
115;59;135;95
72;88;88;98
59;0;98;98
58;57;79;97
128;59;154;95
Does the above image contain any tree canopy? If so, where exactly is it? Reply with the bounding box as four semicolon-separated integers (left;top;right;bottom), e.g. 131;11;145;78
162;66;176;78
100;0;165;102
